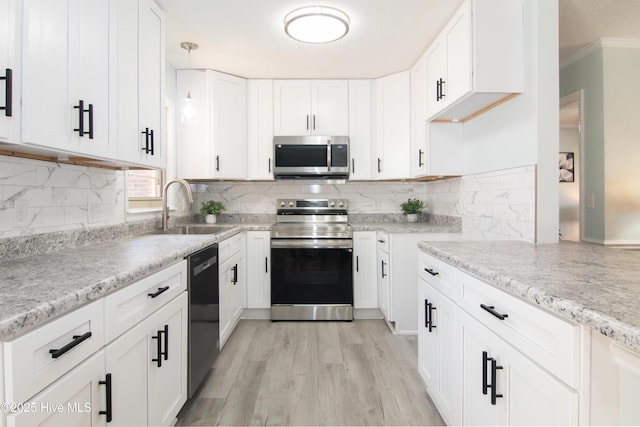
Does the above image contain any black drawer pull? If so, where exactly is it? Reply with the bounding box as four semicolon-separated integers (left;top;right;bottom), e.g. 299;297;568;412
152;328;164;367
148;286;170;298
49;331;92;359
381;260;387;278
424;268;439;276
427;302;436;332
73;100;85;137
231;264;238;284
480;304;508;320
1;68;13;117
377;239;385;243
87;103;94;139
149;128;154;155
99;373;112;422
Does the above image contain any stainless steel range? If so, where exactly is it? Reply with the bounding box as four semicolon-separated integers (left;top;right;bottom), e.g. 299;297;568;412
270;199;353;321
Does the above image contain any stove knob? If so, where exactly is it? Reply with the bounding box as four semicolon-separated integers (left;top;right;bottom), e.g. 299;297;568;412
329;200;336;208
338;201;344;208
288;201;295;208
280;201;286;208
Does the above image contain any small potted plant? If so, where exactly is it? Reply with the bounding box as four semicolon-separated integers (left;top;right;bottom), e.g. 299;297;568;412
199;200;225;224
400;198;424;223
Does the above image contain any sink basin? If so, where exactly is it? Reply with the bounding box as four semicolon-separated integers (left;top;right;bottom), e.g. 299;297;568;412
153;225;234;235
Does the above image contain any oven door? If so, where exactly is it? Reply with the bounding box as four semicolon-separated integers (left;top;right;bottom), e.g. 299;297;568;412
270;239;353;319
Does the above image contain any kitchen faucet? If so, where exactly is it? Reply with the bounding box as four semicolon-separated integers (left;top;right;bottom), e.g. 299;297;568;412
162;178;194;231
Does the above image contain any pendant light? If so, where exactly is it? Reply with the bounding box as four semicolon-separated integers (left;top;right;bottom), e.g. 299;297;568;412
180;42;198;124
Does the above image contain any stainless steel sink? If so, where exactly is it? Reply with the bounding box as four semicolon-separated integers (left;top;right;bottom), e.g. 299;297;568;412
153;225;234;235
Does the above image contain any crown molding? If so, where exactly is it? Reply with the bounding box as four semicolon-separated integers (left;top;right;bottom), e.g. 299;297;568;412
560;38;640;69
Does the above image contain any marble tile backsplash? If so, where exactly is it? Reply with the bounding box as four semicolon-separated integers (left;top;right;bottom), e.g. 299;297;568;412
0;155;126;239
426;165;536;242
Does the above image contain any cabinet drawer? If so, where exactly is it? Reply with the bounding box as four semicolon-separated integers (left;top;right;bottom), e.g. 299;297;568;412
376;231;390;253
459;271;580;388
219;232;242;263
418;251;457;301
104;260;187;342
3;299;105;403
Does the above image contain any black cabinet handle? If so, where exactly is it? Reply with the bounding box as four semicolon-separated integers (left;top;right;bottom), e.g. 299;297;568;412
491;358;504;405
1;68;12;117
49;331;92;359
435;80;440;102
312;115;316;130
268;158;271;173
482;351;503;405
377;158;382;173
141;128;150;153
427;302;436;332
73;100;85;137
480;304;509;320
356;255;359;272
377;239;385;244
148;286;170;298
418;149;424;168
162;324;169;361
424;299;429;329
149;128;154;155
439;78;446;100
99;373;113;422
424;268;439;276
152;329;163;367
87;103;94;139
306;115;309;130
351;158;355;173
231;264;238;284
216;155;220;172
265;257;268;273
381;260;387;278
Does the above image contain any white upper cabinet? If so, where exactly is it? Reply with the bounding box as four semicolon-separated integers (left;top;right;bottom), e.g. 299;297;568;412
112;0;165;168
0;0;20;144
22;0;115;159
375;71;411;180
348;79;374;180
425;0;523;123
176;70;247;180
273;80;349;136
411;52;428;177
247;79;274;180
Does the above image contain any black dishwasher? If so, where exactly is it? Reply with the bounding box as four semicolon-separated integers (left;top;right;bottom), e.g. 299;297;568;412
186;244;219;398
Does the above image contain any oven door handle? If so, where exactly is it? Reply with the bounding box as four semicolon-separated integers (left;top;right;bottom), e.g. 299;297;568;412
271;239;353;249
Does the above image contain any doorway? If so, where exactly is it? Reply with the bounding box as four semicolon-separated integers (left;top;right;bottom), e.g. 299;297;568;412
559;91;584;242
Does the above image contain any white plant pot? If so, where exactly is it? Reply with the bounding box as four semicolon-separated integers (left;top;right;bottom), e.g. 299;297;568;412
406;213;418;223
205;214;217;224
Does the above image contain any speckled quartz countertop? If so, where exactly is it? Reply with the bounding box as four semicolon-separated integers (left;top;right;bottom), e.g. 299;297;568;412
0;224;272;341
418;240;640;351
350;222;461;234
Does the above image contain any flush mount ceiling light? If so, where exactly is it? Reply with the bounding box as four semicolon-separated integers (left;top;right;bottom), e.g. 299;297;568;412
284;6;350;43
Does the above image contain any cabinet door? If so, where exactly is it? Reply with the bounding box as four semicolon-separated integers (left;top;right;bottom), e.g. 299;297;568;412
375;71;411;180
0;0;20;143
6;352;107;427
213;72;247;179
425;38;447;117
104;316;149;426
246;231;271;309
147;293;188;427
444;5;471;105
411;52;428;177
310;80;349;135
348;80;373;180
229;250;244;324
419;279;437;389
218;256;236;348
353;231;377;309
22;0;113;158
376;248;391;321
247;80;274;180
273;80;311;135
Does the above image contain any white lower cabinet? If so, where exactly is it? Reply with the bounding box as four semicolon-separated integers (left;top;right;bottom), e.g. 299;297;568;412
245;231;270;309
461;310;578;426
219;234;244;348
6;351;107;427
353;231;377;309
1;261;188;427
419;278;461;426
418;250;580;426
105;292;188;426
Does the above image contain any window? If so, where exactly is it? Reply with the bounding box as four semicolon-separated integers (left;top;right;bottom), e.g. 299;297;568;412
127;169;164;210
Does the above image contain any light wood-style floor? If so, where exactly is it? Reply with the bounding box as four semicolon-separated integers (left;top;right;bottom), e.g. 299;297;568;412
177;319;444;426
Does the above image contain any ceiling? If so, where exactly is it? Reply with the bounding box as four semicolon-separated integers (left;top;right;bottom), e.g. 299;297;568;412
157;0;640;79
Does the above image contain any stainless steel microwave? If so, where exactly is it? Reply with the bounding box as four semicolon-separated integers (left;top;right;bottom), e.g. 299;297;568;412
273;136;349;179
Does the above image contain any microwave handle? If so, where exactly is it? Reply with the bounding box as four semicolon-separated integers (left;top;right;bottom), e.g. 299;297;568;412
326;139;331;172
